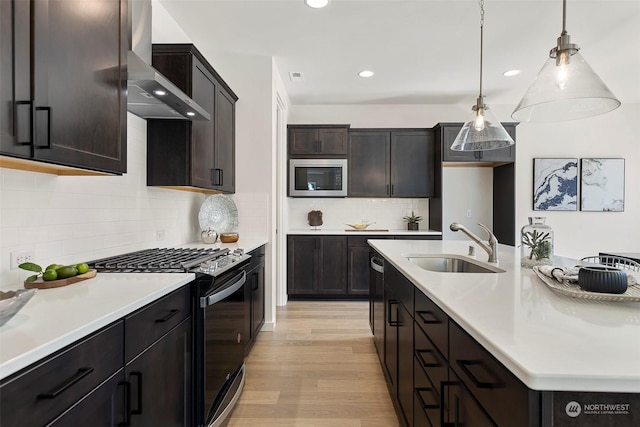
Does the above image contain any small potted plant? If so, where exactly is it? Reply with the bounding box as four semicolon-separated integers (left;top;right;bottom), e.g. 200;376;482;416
403;211;423;231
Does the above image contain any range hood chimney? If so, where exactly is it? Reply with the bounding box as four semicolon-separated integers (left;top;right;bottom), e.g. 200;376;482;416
127;0;209;121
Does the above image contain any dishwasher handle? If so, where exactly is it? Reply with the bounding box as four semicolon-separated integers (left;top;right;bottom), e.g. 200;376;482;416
200;270;246;308
370;256;384;274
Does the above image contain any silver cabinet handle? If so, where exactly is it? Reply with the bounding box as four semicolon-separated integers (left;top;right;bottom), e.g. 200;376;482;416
370;257;384;274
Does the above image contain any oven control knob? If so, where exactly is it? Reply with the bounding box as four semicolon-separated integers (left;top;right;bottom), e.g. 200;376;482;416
226;373;230;381
233;248;244;256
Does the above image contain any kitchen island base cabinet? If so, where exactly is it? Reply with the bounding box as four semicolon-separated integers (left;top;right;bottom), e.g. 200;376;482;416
245;245;266;356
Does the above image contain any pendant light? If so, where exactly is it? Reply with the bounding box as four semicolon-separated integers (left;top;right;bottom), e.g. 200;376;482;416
511;0;621;122
451;0;514;152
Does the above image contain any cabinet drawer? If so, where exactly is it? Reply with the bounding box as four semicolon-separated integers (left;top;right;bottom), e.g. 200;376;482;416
450;321;535;427
414;290;448;359
347;235;391;247
414;321;447;389
414;356;440;427
125;286;191;362
0;321;123;427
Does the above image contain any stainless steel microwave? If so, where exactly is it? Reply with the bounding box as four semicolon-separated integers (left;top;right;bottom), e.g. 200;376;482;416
289;159;348;197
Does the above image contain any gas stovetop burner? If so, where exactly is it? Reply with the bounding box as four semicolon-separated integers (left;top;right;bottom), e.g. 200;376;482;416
87;247;241;275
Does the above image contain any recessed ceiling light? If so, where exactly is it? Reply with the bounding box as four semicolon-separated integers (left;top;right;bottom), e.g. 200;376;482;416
305;0;329;9
358;70;374;78
503;69;521;77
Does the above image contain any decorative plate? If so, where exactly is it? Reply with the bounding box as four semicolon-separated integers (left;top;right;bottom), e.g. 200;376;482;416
532;266;640;302
198;195;238;233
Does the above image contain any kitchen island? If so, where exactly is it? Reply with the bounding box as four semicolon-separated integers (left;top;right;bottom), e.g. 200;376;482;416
369;239;639;427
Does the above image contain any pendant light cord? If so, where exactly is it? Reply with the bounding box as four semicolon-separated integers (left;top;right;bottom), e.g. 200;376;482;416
478;0;485;99
562;0;567;35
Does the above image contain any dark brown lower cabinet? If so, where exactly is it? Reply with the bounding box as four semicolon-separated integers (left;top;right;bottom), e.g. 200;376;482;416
0;287;193;427
443;369;496;427
287;235;347;298
397;302;414;427
245;245;266;356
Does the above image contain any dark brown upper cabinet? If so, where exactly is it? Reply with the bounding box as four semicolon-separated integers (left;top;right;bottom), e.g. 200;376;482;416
288;125;349;157
147;44;237;193
349;129;435;198
0;0;127;175
438;122;517;163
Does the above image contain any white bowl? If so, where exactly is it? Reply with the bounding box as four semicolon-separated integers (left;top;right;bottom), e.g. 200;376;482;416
0;289;37;327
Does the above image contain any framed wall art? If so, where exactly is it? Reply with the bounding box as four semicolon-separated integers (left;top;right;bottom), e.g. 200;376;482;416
580;158;625;212
533;158;578;211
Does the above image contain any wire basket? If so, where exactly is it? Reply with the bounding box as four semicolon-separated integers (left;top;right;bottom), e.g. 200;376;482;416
580;255;640;272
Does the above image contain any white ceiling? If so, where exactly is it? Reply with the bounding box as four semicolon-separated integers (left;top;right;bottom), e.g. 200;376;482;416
157;0;640;107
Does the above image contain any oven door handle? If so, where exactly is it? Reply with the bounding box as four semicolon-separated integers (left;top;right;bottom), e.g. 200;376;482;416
200;270;246;308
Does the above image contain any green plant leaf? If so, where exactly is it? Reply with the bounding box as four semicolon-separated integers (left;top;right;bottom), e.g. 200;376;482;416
19;262;42;273
25;274;38;283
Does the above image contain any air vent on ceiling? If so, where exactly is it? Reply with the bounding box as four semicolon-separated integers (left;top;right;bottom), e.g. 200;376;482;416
288;72;305;83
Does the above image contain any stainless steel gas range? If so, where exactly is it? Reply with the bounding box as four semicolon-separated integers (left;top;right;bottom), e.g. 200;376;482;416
88;247;251;427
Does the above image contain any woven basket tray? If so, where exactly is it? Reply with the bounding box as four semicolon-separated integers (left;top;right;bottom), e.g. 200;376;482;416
532;266;640;302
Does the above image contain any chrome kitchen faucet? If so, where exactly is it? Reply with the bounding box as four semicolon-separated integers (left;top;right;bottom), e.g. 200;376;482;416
450;223;499;263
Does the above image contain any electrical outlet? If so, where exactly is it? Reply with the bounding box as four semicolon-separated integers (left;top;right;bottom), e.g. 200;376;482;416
466;209;472;218
11;250;35;269
156;230;165;241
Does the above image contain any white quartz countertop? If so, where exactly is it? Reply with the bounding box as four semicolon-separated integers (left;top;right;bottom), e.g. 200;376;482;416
368;239;640;393
0;239;268;381
288;228;442;236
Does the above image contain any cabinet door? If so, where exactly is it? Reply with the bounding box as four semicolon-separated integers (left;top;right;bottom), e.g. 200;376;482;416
480;125;516;162
0;0;31;158
397;302;414;426
288;128;318;155
390;130;435;197
370;253;385;358
252;262;265;339
441;125;476;162
444;370;497;427
191;60;216;189
126;318;192;427
31;0;126;174
317;236;347;294
213;86;236;193
318;127;348;155
348;131;390;197
48;370;126;427
383;284;398;393
287;235;318;295
348;246;371;295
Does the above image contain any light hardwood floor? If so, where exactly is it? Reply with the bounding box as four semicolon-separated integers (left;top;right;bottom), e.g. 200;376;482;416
226;301;400;427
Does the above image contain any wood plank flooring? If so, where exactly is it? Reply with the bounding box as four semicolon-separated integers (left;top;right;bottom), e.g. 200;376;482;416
226;301;400;427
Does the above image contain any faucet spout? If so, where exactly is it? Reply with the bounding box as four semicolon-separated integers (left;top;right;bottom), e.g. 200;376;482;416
449;222;499;263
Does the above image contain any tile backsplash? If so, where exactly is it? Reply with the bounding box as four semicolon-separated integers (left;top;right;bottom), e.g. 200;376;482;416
287;197;430;230
0;114;267;288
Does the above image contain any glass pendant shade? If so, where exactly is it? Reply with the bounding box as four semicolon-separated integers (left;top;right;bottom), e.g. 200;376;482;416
451;99;515;151
512;50;621;122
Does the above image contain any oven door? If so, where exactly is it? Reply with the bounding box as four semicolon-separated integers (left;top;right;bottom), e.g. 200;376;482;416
195;269;247;427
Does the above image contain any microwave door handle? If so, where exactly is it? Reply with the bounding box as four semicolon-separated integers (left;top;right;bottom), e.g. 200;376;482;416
200;271;246;308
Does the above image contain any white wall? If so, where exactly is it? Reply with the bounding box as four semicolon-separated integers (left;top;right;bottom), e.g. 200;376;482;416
291;103;640;259
442;166;493;240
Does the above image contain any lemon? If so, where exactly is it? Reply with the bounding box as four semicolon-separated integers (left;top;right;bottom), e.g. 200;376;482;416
76;263;90;274
42;270;58;281
56;266;78;279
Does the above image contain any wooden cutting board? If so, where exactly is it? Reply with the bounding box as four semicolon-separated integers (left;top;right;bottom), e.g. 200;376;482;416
24;270;97;290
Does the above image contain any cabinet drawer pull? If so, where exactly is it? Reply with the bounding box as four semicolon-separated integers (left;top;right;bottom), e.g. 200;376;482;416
387;300;399;326
119;381;131;426
155;309;179;323
130;371;143;414
37;367;93;399
415;386;439;410
34;106;51;148
415;349;442;368
456;359;501;389
417;310;441;324
216;168;223;186
15;100;33;145
318;140;322;152
440;380;459;427
386;184;390;195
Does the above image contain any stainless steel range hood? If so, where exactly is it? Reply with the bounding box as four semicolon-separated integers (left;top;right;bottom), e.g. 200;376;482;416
127;0;209;121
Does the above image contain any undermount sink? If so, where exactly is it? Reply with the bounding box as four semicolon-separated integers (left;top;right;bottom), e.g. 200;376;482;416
404;254;505;273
